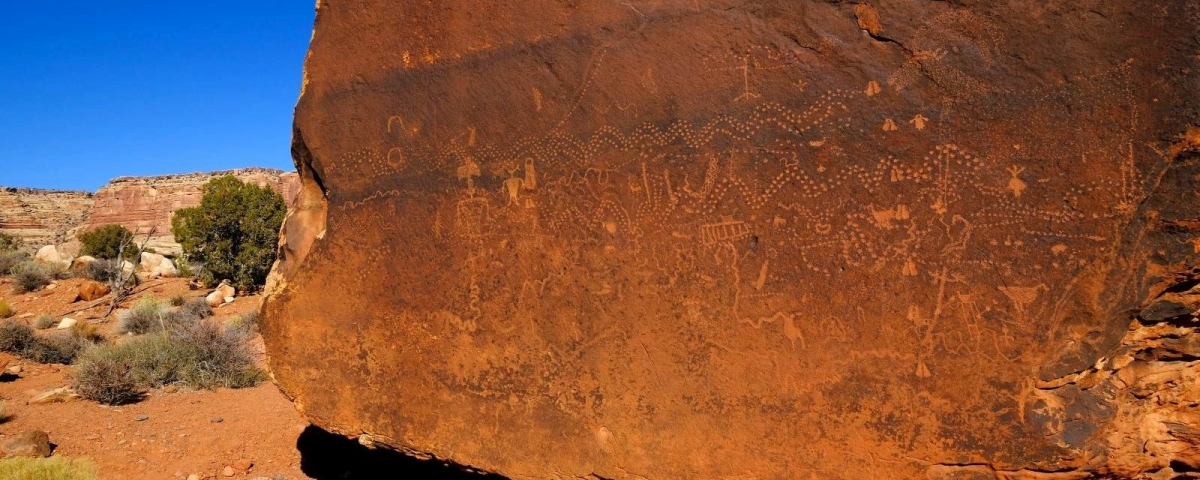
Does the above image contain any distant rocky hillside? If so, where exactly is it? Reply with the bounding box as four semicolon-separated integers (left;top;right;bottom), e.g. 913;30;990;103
81;168;300;254
1;168;299;255
0;188;94;247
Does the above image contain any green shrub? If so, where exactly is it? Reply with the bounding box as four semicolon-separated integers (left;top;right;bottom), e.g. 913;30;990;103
10;262;51;293
169;295;186;307
177;260;195;277
0;251;29;276
171;176;287;292
32;315;56;330
0;233;21;252
77;224;136;260
0;457;98;480
73;315;263;404
0;300;12;319
116;296;168;335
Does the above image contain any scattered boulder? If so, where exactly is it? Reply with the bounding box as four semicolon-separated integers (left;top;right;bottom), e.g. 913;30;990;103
70;255;97;270
206;281;236;307
1;430;51;458
232;458;253;471
137;251;178;280
33;245;70;268
28;387;79;405
77;280;111;302
56;318;77;329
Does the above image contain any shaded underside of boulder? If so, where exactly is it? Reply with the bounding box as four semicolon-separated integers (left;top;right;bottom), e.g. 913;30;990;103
263;1;1200;479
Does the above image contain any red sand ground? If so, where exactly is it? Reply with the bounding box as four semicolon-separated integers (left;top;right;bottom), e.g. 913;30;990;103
0;277;312;480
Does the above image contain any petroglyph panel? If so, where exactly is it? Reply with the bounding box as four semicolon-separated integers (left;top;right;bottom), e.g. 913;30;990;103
265;1;1200;479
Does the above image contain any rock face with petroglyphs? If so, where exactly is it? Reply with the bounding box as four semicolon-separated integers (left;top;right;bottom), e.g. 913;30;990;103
83;168;300;254
264;1;1200;478
0;188;94;247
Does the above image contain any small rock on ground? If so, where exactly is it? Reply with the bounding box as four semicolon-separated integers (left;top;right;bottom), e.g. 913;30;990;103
232;458;253;471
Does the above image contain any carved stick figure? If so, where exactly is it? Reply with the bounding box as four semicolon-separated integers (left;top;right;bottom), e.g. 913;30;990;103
1007;165;1027;198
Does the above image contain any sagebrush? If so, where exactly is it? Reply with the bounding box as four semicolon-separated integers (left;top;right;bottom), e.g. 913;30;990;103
75;308;263;404
10;261;51;293
33;315;57;330
0;320;100;365
116;296;168;335
0;251;29;276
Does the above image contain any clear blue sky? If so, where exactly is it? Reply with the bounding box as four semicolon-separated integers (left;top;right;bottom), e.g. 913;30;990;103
0;2;315;191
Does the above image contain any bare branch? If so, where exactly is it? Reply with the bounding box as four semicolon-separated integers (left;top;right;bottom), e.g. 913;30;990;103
101;226;157;319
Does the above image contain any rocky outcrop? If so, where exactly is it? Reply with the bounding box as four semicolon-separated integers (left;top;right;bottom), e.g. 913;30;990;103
0;188;93;248
263;1;1200;479
81;168;300;254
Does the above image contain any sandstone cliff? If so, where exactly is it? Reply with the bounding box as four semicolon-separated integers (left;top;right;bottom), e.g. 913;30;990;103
0;188;94;247
82;168;300;254
263;1;1200;479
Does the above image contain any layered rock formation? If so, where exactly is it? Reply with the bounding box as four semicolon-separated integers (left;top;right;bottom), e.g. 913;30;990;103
0;188;93;248
82;168;300;254
263;1;1200;479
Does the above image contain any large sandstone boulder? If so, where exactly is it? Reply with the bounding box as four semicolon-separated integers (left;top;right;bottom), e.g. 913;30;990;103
263;1;1200;479
137;251;178;280
76;281;110;302
70;255;97;271
33;245;69;268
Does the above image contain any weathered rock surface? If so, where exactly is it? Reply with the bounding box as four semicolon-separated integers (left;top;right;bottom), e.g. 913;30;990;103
263;1;1200;479
82;168;300;254
33;245;70;268
0;188;93;247
1;430;51;458
137;251;178;281
76;281;110;302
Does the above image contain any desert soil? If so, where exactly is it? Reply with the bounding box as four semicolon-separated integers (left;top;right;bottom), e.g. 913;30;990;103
0;276;312;480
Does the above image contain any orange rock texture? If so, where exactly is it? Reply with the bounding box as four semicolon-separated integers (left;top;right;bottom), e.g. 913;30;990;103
82;168;300;254
263;1;1200;478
